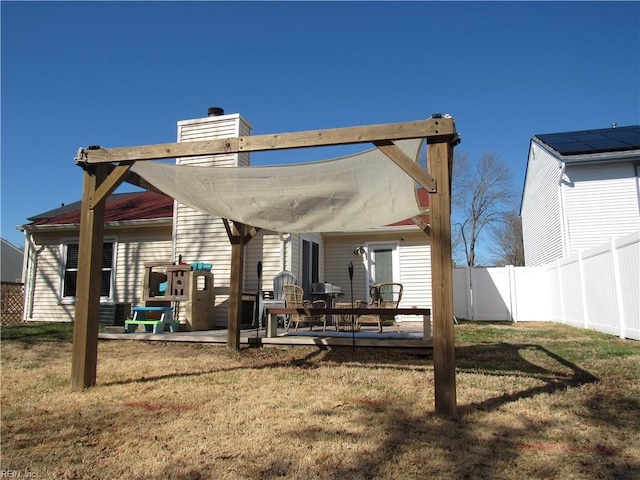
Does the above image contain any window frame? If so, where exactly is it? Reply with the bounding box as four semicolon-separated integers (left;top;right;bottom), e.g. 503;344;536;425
60;237;117;303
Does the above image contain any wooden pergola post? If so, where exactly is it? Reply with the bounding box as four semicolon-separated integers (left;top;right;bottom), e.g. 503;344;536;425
223;220;261;351
428;139;456;416
71;165;109;389
227;221;246;351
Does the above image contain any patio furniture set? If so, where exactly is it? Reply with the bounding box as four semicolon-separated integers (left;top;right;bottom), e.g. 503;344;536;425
282;282;403;333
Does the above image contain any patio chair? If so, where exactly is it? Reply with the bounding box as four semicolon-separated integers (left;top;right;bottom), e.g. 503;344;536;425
357;282;403;333
273;271;297;299
283;284;327;331
263;270;298;328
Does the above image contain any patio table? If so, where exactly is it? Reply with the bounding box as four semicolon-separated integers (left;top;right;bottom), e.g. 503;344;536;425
265;307;431;339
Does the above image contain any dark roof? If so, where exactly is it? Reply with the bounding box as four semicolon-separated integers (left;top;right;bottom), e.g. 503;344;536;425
28;191;174;226
534;125;640;157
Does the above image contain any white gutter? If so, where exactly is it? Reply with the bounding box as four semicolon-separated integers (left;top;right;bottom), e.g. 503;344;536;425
322;224;424;237
21;218;173;233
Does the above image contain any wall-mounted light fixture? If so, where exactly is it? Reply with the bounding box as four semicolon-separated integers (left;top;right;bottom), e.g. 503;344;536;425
353;245;365;256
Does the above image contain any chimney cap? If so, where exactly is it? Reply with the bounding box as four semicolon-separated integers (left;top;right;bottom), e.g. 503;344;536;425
208;107;225;117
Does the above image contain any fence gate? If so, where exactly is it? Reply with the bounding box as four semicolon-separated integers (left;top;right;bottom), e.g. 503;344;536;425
453;267;512;321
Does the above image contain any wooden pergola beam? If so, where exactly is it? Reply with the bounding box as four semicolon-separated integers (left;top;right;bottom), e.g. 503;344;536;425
123;170;166;196
77;118;455;164
411;215;431;236
89;163;132;209
373;140;436;192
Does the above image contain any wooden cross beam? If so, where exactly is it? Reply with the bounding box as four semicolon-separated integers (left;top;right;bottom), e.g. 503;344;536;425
77;117;455;164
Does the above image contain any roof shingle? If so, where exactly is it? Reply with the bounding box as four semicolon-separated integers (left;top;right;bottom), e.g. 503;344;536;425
29;191;174;226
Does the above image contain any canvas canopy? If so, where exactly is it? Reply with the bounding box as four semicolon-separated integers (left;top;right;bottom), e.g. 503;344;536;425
130;139;425;233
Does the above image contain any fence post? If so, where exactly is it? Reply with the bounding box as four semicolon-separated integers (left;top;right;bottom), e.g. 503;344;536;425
556;259;566;324
469;267;476;321
578;251;589;329
507;265;517;322
465;266;472;320
611;237;626;339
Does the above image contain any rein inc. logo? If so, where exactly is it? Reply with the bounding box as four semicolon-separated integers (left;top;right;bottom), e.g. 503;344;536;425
1;471;37;478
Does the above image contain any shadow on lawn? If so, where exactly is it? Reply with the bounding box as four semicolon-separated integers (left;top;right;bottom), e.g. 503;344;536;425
148;343;628;480
244;344;613;480
454;343;599;415
0;322;73;345
102;341;599;419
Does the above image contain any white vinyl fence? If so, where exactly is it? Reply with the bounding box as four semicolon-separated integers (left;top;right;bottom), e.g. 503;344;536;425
453;231;639;340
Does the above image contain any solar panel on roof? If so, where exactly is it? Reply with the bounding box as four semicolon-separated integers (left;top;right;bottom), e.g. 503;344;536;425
536;125;640;156
551;143;594;155
572;133;606;142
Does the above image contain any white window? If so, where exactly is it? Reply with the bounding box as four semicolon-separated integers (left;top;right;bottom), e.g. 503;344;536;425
61;241;115;300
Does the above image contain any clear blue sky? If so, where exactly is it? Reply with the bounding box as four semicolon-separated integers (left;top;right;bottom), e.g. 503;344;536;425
2;1;639;251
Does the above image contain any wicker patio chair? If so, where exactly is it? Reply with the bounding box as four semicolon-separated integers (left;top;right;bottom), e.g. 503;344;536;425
357;282;403;333
283;284;327;331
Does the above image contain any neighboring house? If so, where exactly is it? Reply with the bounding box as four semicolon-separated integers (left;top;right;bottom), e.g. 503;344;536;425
520;125;640;266
1;238;24;283
20;111;433;326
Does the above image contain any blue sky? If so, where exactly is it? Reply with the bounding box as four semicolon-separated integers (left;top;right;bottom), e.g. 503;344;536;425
2;1;639;253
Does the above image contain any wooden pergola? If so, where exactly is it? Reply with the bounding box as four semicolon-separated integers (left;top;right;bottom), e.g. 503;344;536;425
71;116;459;416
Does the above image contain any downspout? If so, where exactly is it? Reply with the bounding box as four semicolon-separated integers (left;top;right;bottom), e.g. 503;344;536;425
278;233;289;271
558;161;570;257
24;232;44;319
171;199;179;263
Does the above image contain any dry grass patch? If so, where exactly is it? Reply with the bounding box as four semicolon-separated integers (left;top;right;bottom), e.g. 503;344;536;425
2;321;639;479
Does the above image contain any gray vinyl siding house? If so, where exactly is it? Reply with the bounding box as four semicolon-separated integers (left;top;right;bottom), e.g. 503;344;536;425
521;125;640;266
20;111;433;326
1;238;24;283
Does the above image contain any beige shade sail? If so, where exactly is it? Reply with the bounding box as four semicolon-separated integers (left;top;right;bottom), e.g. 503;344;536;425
130;139;426;233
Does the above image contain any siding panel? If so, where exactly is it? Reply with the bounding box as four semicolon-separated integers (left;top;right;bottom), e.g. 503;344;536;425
521;143;565;265
27;226;172;324
113;228;173;306
563;163;640;255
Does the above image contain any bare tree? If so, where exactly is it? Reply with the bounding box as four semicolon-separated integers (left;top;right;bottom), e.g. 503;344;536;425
451;152;516;267
488;212;525;266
